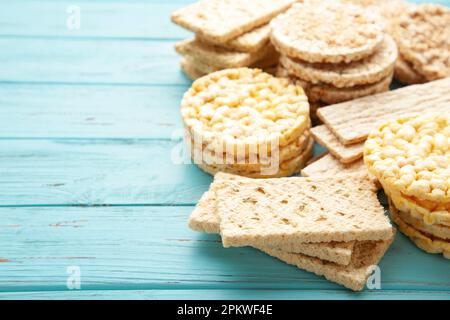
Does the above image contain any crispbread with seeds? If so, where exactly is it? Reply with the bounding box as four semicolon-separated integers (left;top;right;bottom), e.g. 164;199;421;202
171;0;295;43
390;202;449;259
311;125;364;164
365;114;450;204
301;154;367;178
188;173;355;266
317;77;450;145
260;236;394;291
217;174;393;248
270;1;384;63
393;4;450;81
279;35;397;88
181;58;206;81
394;55;426;85
197;24;271;53
175;39;276;69
296;72;392;105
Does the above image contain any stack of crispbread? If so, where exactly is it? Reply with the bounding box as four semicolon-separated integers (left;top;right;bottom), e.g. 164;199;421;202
302;78;450;180
391;4;450;85
365;114;450;259
181;68;313;178
171;0;296;80
189;172;395;291
271;0;397;120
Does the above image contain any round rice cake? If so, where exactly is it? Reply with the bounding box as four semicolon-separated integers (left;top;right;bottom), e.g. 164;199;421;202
196;138;313;178
365;114;450;204
389;199;450;239
270;1;385;63
394;55;426;85
190;132;311;171
181;68;310;157
394;4;450;81
389;190;450;227
390;202;450;258
295;72;393;105
279;35;398;88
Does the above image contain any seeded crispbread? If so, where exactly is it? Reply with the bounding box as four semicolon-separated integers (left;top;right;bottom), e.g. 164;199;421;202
260;236;394;291
171;0;295;43
217;174;393;248
394;55;426;85
301;154;367;178
389;201;449;259
197;24;271;53
195;138;314;178
279;35;398;88
188;173;355;265
270;1;385;63
311;125;364;164
181;58;206;81
175;39;276;69
393;4;450;81
317;77;450;145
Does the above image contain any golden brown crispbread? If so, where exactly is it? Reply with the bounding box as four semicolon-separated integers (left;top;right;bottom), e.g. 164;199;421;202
301;154;367;178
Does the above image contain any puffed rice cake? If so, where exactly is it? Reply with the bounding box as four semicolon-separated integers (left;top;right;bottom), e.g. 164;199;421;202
394;55;427;85
393;4;450;81
181;68;310;157
270;1;385;63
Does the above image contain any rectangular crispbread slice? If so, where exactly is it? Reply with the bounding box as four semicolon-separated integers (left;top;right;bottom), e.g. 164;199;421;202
301;154;367;177
189;173;355;266
317;77;450;145
175;39;276;69
259;235;394;291
217;174;393;247
311;125;364;164
197;24;271;53
180;59;206;81
171;0;295;43
183;50;279;75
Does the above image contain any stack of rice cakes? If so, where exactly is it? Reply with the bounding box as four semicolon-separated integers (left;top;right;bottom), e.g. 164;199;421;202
171;0;296;80
365;114;450;258
271;1;397;120
181;68;313;178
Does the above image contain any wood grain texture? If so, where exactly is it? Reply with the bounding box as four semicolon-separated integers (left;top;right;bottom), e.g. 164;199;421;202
0;206;449;294
0;0;449;300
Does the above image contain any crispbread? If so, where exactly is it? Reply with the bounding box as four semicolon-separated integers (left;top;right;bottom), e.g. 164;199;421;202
197;24;271;53
394;55;426;85
183;50;279;75
301;154;367;178
171;0;295;43
260;236;394;291
188;176;355;266
279;35;398;88
196;138;314;178
217;174;393;248
175;39;276;69
311;125;364;164
181;68;310;157
296;72;392;105
181;58;206;81
317;77;450;145
390;202;449;259
270;1;384;63
365;114;450;204
393;4;450;81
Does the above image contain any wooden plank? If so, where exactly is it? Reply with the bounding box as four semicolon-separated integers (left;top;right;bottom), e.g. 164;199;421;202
1;289;449;300
0;38;189;86
0;206;448;294
0;139;211;206
0;84;187;139
0;0;191;39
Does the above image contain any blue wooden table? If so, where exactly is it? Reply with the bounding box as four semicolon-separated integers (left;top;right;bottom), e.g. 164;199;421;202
0;0;448;300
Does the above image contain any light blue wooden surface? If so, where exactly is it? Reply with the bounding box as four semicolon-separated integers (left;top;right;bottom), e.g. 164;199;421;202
0;0;448;300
